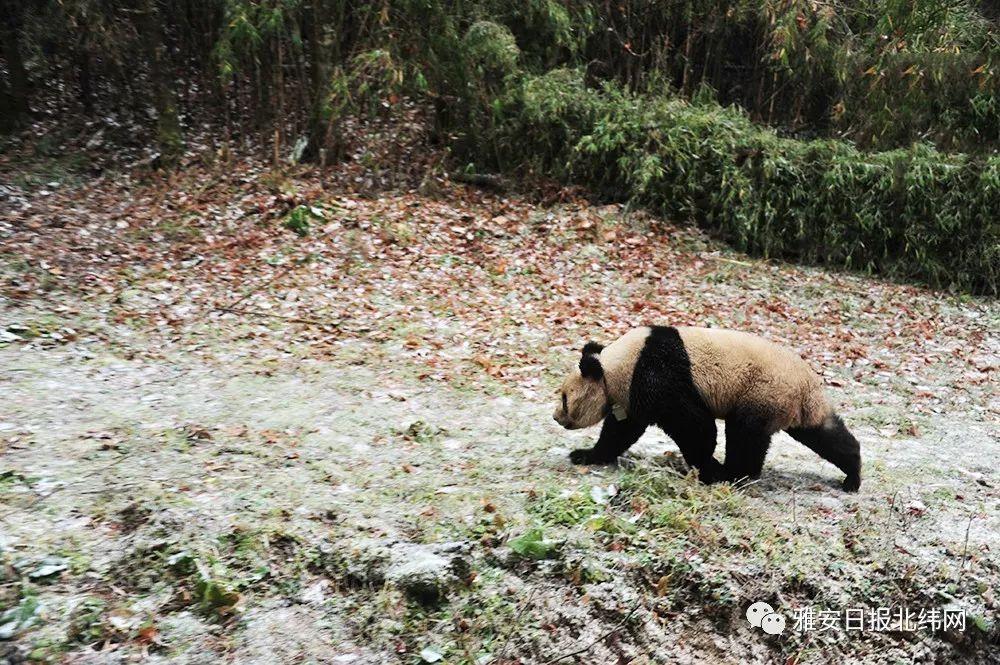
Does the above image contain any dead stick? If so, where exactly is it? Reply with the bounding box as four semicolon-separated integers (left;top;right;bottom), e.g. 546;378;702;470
216;307;339;328
884;490;899;551
494;586;537;664
959;513;974;577
544;601;641;664
713;257;754;267
217;260;301;312
792;488;797;527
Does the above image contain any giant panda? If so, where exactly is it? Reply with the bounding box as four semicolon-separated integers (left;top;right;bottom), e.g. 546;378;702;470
552;326;862;492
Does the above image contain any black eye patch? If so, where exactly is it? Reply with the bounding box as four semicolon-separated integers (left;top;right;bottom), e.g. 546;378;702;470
562;393;568;412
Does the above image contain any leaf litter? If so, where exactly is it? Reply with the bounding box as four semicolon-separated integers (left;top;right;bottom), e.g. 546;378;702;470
0;155;997;663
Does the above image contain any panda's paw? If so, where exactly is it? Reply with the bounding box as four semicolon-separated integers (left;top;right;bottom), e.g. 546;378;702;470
569;448;615;465
697;459;727;484
842;474;861;493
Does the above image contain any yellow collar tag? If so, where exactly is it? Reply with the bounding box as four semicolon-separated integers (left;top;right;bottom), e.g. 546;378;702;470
612;403;628;421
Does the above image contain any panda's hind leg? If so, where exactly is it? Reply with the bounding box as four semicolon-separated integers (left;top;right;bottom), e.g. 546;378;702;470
786;414;861;492
721;412;774;484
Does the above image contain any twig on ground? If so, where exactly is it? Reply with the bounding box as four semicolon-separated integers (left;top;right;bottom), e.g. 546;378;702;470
959;513;974;579
494;586;537;664
883;490;899;551
543;600;642;664
712;257;755;267
0;450;134;520
210;255;338;328
216;258;303;312
451;172;506;191
215;307;340;328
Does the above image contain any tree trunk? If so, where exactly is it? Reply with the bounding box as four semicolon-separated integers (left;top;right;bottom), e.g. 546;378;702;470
0;77;12;133
275;36;285;164
303;0;331;162
0;1;31;128
78;48;93;114
137;0;183;164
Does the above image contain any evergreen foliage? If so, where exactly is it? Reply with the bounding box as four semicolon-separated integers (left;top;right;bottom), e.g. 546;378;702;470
2;0;998;292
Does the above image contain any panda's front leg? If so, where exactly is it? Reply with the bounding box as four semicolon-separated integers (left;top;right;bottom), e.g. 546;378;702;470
570;415;648;465
658;414;723;483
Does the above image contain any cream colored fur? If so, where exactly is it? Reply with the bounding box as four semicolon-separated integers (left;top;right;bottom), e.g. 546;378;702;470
555;326;831;433
676;326;832;431
553;365;605;429
599;326;651;409
553;327;651;429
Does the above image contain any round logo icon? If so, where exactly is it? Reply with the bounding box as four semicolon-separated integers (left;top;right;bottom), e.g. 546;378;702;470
761;612;786;635
746;601;774;628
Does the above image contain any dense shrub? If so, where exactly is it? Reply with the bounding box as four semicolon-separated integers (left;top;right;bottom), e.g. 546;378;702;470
496;70;999;294
6;0;999;293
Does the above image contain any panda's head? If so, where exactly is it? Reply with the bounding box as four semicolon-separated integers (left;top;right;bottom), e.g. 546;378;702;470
553;342;608;430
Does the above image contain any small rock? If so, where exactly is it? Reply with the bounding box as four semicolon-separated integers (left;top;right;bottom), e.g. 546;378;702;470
384;542;470;605
339;539;470;604
386;550;453;604
300;579;331;606
419;647;443;663
0;620;18;640
340;540;392;586
86;128;105;150
813;496;843;512
28;558;68;581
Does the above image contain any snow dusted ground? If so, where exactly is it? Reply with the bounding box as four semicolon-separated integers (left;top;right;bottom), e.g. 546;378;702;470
2;163;997;663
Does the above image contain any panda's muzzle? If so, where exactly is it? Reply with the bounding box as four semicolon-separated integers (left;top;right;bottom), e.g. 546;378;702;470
553;411;574;429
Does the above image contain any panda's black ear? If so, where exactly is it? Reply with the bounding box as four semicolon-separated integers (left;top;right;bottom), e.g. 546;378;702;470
579;353;604;381
582;341;605;356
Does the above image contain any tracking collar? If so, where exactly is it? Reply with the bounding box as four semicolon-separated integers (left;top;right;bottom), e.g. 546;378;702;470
601;375;628;421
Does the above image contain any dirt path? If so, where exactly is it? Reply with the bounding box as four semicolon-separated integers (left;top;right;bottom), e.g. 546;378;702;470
2;165;998;663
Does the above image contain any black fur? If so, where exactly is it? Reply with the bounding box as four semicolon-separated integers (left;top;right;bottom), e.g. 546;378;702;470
570;326;723;482
569;326;862;492
569;416;647;465
787;415;862;491
719;410;774;484
582;341;605;356
579;353;603;380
